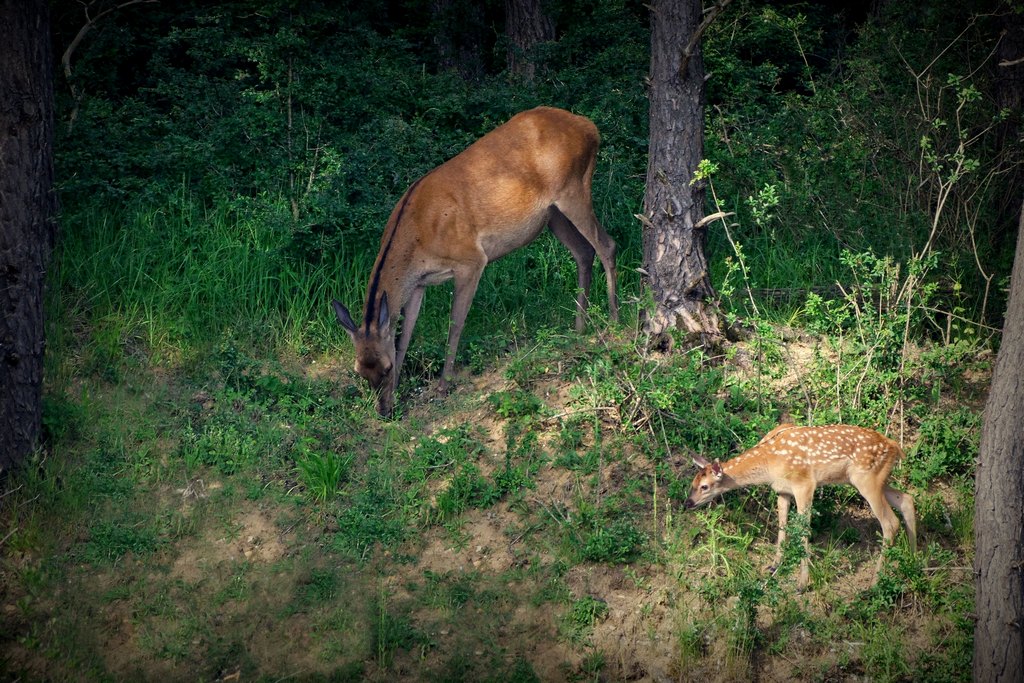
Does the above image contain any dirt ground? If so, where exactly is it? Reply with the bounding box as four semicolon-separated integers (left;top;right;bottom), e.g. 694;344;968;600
1;335;977;681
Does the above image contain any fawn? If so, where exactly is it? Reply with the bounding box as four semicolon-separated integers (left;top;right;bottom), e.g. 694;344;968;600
684;424;917;590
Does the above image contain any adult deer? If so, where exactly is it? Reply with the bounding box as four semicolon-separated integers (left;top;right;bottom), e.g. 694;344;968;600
684;424;917;590
332;107;619;417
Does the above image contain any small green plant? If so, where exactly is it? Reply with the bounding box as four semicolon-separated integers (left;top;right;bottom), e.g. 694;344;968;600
561;595;609;644
687;506;755;578
407;425;487;483
858;620;911;682
82;518;163;564
297;448;349;503
434;462;498;521
332;462;408;560
41;393;85;445
488;388;545;419
374;589;429;669
578;517;645;564
746;182;781;227
422;570;477;614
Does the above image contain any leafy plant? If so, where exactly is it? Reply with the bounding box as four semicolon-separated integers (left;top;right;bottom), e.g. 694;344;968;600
578;516;646;564
561;595;609;644
907;408;980;486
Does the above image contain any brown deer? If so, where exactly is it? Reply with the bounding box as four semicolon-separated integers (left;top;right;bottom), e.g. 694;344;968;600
684;424;917;590
332;107;619;417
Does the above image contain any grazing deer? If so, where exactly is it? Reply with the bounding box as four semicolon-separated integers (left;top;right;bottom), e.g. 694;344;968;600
332;107;619;417
684;424;917;590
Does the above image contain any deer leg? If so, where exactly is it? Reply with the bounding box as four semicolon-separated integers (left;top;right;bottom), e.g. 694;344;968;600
395;286;425;382
791;484;816;591
548;209;595;332
439;262;484;394
771;493;792;572
853;475;903;581
884;485;917;554
552;201;618;323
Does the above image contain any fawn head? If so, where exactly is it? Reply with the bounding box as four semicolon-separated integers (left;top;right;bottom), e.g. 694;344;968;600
683;454;726;509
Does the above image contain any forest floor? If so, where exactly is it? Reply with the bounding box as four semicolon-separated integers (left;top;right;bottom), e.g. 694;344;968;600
1;328;981;682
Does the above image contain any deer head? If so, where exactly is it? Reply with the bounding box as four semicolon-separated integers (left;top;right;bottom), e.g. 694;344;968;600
683;454;725;509
332;295;397;417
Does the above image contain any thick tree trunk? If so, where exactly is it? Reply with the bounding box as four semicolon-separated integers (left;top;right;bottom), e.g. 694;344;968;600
642;0;721;345
974;201;1024;683
0;0;57;472
430;0;486;81
994;10;1024;258
504;0;555;81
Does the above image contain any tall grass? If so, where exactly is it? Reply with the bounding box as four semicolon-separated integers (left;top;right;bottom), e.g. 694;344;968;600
51;189;374;361
50;179;646;381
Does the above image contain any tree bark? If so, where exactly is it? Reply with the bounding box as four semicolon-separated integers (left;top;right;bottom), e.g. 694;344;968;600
974;199;1024;683
642;0;722;346
430;0;487;81
993;9;1024;259
0;0;57;473
504;0;555;82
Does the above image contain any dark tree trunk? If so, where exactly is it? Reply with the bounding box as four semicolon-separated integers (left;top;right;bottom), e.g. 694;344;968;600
997;9;1024;147
431;0;486;81
974;200;1024;683
504;0;555;81
0;0;57;473
642;0;721;345
993;9;1024;259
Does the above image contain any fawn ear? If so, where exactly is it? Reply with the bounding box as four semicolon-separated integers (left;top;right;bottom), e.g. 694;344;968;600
711;460;724;478
692;454;711;469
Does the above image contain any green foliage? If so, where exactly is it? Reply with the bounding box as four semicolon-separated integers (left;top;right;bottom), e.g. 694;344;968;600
487;389;545;420
333;461;408;559
798;249;952;426
561;595;609;644
41;393;85;445
82;518;163;564
907;408;981;486
578;517;646;564
299;568;339;605
374;598;430;669
434;462;498;520
297;447;350;503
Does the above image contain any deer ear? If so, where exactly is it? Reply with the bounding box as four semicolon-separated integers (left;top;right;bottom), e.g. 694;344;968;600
711;460;724;479
332;300;358;336
692;454;711;469
378;292;391;331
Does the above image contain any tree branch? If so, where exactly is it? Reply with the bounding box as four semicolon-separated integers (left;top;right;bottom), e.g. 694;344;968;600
679;0;732;76
61;0;158;133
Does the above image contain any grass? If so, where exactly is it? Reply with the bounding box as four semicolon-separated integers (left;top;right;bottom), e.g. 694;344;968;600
0;193;987;681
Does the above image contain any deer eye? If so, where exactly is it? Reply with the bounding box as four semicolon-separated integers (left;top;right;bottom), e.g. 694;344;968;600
700;484;709;492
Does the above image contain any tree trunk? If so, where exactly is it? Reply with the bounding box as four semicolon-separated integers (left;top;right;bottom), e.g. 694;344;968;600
974;200;1024;683
430;0;486;81
993;9;1024;259
504;0;555;82
0;0;57;473
642;0;721;346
